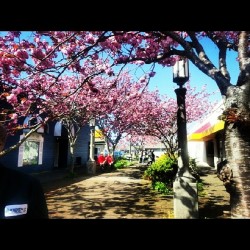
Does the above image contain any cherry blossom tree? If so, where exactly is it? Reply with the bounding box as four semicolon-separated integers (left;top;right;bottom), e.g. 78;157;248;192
135;82;214;158
94;70;214;161
85;31;247;218
94;72;148;155
0;31;115;157
1;31;250;217
117;81;214;160
42;75;100;173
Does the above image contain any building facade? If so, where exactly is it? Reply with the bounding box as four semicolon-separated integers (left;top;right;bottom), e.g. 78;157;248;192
94;129;106;159
0;118;91;174
187;100;226;169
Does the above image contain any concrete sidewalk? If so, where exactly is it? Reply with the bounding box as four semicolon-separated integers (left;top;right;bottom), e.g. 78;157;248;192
43;164;174;219
34;165;231;219
198;168;231;218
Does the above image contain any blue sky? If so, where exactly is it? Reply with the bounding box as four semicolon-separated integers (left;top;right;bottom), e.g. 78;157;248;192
146;37;239;102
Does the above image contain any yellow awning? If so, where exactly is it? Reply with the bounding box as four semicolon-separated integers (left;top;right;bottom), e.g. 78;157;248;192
188;120;225;141
95;129;104;139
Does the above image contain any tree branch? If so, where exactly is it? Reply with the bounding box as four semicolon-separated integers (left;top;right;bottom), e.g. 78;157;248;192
0;123;43;157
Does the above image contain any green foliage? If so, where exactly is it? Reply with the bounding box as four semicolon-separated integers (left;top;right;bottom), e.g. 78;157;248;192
152;181;173;195
189;157;202;181
197;181;205;196
188;157;206;196
114;159;136;169
143;154;177;194
143;154;177;183
143;155;204;196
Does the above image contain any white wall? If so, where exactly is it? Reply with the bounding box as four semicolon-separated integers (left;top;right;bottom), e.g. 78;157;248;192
188;141;209;167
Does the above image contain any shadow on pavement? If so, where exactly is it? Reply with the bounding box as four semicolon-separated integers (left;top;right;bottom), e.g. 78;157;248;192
198;169;231;219
44;164;174;219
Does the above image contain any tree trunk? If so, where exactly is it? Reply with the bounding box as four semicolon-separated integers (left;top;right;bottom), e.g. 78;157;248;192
69;143;75;174
225;125;250;217
224;84;250;218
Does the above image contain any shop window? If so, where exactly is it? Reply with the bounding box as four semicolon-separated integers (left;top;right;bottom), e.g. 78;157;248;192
23;141;39;165
18;133;44;167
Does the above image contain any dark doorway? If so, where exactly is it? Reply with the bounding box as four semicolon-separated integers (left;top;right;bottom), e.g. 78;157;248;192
58;138;68;168
206;140;214;167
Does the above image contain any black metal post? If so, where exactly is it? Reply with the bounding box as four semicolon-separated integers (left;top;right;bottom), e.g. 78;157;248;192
175;87;194;181
173;85;198;218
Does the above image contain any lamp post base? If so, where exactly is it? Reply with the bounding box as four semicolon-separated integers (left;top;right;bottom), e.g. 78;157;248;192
173;177;199;218
87;160;96;175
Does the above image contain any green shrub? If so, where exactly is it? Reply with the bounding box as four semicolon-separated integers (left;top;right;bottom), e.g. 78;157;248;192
143;154;177;194
114;159;128;169
189;157;201;181
197;181;205;196
152;181;173;195
114;159;137;169
144;155;202;195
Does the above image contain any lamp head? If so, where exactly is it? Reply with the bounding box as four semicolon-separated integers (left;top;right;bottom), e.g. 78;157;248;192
173;58;189;87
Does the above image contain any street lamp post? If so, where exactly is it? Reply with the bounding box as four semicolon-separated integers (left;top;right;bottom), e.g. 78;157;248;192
87;118;96;175
173;58;198;218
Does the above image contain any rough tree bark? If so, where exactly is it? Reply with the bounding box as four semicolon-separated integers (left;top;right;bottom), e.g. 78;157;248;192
224;83;250;218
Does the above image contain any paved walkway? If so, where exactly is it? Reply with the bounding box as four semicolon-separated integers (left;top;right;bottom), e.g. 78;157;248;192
198;168;231;219
41;165;174;219
35;164;231;219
